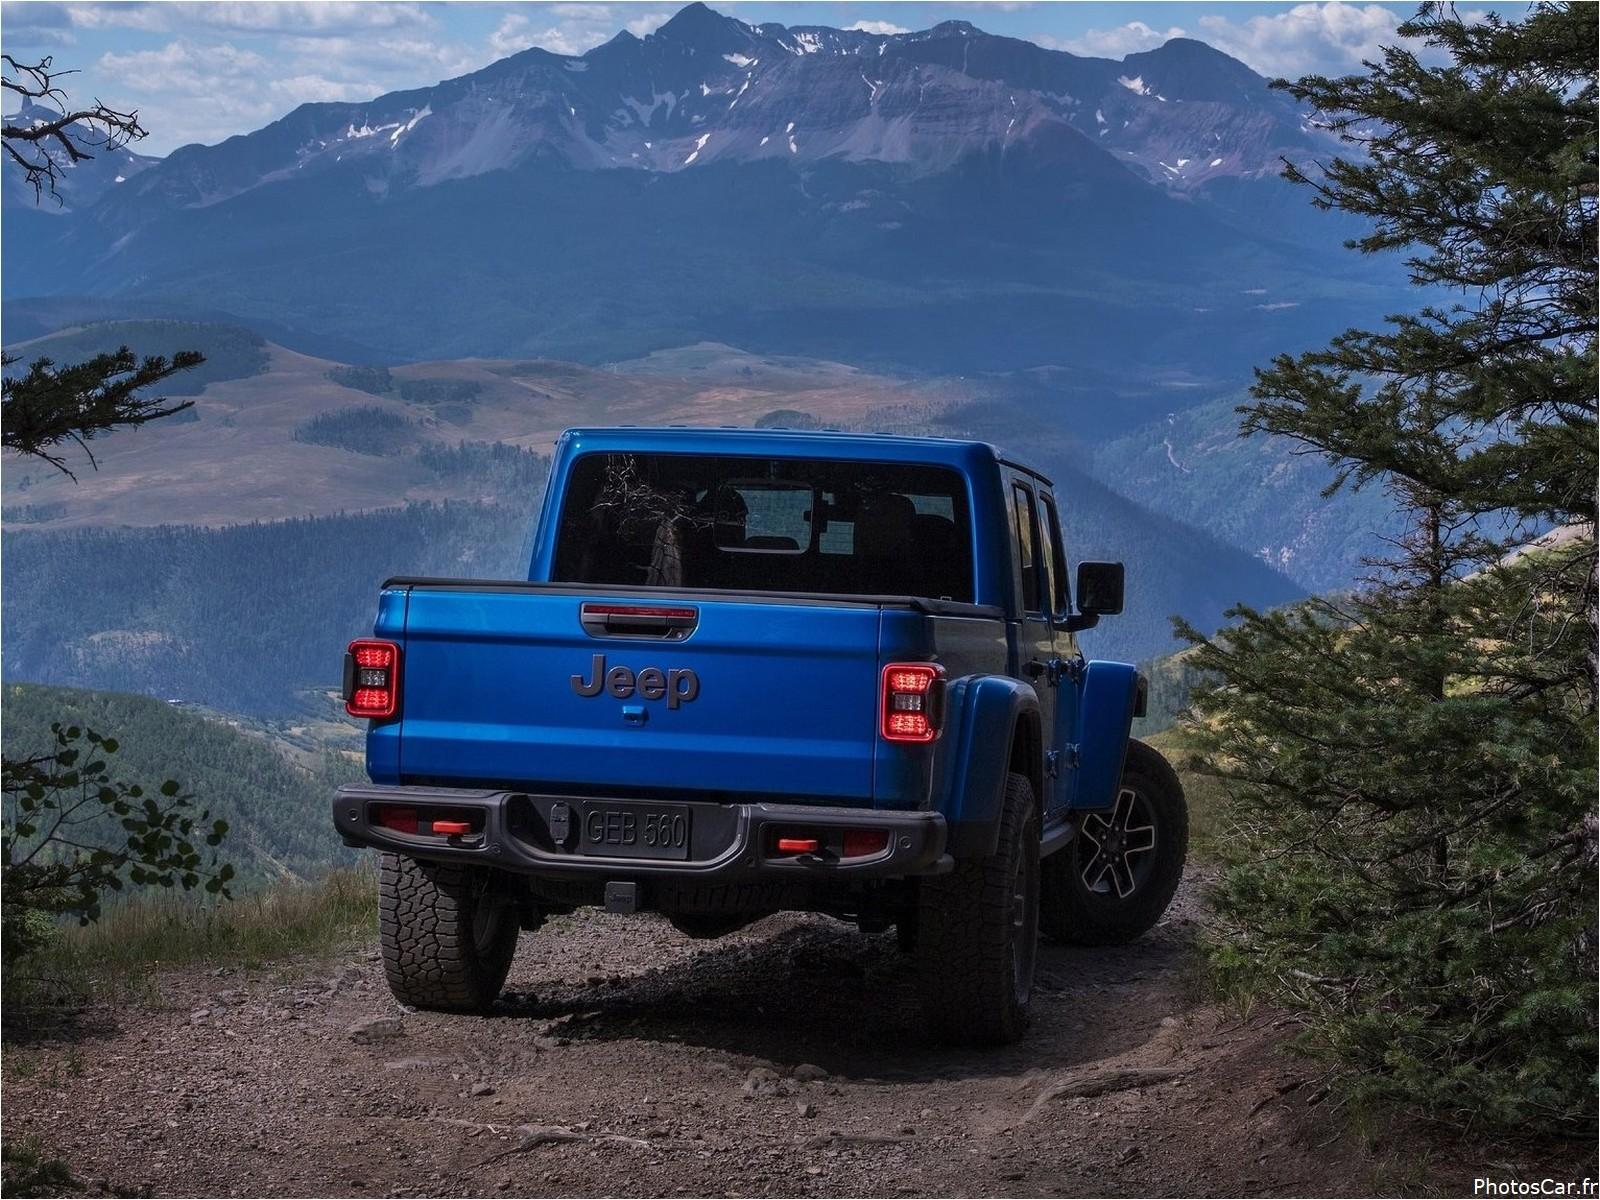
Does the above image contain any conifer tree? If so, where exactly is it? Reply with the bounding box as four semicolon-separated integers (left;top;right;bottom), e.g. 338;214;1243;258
1180;3;1597;1130
2;54;203;477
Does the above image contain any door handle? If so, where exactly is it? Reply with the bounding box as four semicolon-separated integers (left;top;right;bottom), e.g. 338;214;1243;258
1025;658;1064;686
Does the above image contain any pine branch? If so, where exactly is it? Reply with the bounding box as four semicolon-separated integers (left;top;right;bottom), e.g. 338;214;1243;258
1;348;204;479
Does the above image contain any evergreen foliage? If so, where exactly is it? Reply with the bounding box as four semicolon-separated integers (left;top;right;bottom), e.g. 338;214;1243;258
293;406;417;456
1181;3;1597;1132
395;378;482;407
8;320;267;396
325;364;395;395
1;347;203;478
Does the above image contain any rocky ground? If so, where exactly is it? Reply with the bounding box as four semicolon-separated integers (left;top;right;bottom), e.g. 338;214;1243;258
4;873;1591;1198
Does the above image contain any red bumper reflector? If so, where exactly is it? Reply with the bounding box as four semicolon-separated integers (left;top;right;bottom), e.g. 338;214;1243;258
775;837;820;854
431;819;472;836
842;829;890;858
374;805;418;834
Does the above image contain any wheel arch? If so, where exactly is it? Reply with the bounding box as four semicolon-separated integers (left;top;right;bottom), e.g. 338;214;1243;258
939;674;1041;858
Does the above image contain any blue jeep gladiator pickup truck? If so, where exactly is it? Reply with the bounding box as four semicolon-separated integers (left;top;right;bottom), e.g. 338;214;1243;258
333;427;1187;1044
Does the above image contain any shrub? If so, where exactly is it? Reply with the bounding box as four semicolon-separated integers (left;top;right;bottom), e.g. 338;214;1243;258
2;723;234;980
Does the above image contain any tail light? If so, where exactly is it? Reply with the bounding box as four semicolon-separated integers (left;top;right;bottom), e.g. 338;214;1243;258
345;639;401;718
881;663;944;743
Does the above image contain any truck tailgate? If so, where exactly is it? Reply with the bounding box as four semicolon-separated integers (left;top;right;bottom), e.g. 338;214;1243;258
394;588;883;800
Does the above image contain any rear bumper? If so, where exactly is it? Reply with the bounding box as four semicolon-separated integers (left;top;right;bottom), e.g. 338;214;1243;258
332;784;951;882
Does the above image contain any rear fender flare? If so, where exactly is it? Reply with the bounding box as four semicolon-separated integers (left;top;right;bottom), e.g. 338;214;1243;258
1071;660;1143;811
938;675;1041;858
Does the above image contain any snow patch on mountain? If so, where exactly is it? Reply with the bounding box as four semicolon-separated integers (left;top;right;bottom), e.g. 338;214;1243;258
684;131;713;164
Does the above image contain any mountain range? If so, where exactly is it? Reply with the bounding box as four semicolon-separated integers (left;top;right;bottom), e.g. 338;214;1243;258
2;4;1408;718
5;3;1399;390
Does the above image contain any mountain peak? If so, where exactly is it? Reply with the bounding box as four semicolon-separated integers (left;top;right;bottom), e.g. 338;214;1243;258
1121;36;1264;100
928;19;983;38
654;3;748;44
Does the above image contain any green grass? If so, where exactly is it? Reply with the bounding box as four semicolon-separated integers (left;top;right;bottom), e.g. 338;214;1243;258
0;1135;78;1199
9;866;376;1012
1145;725;1229;866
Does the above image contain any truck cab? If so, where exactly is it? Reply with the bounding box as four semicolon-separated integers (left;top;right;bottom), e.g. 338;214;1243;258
334;427;1187;1043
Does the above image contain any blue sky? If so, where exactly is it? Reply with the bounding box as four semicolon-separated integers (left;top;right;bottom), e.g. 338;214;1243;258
2;1;1434;154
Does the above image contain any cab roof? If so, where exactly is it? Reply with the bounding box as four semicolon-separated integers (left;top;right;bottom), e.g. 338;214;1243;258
556;426;1054;487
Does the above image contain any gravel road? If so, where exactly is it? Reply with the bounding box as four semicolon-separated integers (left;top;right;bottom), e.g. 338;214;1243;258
4;872;1586;1197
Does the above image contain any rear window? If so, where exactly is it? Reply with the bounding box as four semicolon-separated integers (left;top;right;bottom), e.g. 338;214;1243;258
552;452;974;602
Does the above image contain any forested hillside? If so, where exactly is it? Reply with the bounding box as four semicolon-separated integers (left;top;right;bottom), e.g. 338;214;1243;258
3;471;1298;716
1088;395;1407;590
1;683;360;885
3;502;535;715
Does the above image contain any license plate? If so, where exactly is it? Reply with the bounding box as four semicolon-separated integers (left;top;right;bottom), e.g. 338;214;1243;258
578;802;691;861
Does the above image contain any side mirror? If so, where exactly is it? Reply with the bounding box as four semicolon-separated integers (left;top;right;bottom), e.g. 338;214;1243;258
1065;561;1124;632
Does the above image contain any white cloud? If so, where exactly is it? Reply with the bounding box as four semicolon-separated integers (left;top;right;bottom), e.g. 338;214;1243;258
64;1;432;36
93;40;284;146
514;23;609;57
846;20;909;36
98;38;269;88
1042;21;1185;59
487;5;654;59
625;11;671;37
0;1;79;45
268;73;384;104
1032;2;1446;77
488;13;535;57
1195;2;1417;76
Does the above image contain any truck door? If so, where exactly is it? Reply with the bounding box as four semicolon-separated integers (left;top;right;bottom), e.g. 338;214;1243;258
1009;478;1057;803
1036;490;1081;815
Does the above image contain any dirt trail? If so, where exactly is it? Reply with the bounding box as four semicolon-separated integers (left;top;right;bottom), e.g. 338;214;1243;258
3;874;1579;1198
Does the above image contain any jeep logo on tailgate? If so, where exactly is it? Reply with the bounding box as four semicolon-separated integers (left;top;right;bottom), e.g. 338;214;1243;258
571;654;700;709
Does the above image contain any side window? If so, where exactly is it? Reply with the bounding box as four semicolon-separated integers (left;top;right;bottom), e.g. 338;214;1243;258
1011;482;1043;614
1039;494;1070;616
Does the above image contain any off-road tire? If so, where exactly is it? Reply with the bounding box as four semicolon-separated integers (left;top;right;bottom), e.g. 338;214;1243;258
916;771;1039;1045
1040;738;1187;946
378;853;519;1012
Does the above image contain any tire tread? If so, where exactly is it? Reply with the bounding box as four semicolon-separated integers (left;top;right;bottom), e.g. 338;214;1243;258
378;853;518;1012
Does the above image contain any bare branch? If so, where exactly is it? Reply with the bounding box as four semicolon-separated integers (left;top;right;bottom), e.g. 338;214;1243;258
1;55;148;203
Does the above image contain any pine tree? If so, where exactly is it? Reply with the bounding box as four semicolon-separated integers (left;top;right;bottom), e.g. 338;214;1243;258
2;54;204;477
1179;3;1597;1131
2;349;203;479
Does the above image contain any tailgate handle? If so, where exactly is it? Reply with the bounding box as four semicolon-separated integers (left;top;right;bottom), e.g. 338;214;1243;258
580;603;698;641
